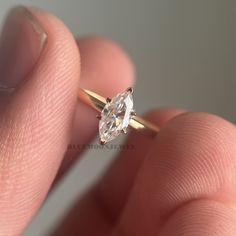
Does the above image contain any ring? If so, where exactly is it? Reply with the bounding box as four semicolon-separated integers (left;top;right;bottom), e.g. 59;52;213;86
78;88;160;144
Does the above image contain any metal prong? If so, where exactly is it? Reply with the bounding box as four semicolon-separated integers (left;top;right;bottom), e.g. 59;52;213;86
131;111;137;116
106;97;111;103
96;114;102;120
122;128;127;134
100;139;106;145
126;87;133;93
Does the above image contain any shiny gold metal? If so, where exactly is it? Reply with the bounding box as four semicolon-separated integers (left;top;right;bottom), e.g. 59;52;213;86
78;88;160;137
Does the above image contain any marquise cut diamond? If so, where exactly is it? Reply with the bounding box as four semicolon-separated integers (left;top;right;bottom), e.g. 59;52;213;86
99;90;134;143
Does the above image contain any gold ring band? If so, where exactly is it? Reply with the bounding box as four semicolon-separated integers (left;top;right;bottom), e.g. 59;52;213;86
78;88;159;144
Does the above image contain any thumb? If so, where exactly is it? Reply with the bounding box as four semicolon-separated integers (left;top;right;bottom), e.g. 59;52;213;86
0;6;80;235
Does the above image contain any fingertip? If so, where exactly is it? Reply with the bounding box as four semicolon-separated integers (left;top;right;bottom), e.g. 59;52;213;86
159;199;236;236
145;108;187;127
77;36;135;97
0;6;80;234
154;111;236;201
113;112;236;235
9;5;81;138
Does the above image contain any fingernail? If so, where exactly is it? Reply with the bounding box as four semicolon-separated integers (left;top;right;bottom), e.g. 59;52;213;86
0;6;47;90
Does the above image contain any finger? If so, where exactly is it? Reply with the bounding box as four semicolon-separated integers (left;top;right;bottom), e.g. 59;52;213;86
0;6;80;235
55;37;134;182
52;108;185;236
112;112;236;235
94;108;186;218
159;200;236;236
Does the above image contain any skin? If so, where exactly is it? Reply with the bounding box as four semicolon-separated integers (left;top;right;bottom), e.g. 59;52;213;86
0;6;236;236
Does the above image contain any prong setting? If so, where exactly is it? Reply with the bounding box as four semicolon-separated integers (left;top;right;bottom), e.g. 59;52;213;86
106;97;111;103
122;128;127;134
126;87;133;93
100;139;106;145
96;114;102;120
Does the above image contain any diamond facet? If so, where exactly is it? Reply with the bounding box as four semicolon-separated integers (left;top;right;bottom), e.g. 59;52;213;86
99;90;134;143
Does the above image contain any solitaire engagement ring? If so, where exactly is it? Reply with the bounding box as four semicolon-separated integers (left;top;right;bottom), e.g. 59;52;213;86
78;88;160;144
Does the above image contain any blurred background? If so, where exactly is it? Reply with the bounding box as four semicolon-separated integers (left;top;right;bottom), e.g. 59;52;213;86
0;0;235;235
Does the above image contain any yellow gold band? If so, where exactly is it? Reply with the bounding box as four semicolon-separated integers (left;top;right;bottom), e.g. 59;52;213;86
78;89;160;137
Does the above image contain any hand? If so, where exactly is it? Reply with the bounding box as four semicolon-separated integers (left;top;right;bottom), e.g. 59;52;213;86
0;6;236;236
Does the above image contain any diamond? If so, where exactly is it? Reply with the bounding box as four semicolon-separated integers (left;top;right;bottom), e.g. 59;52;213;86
99;90;134;143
